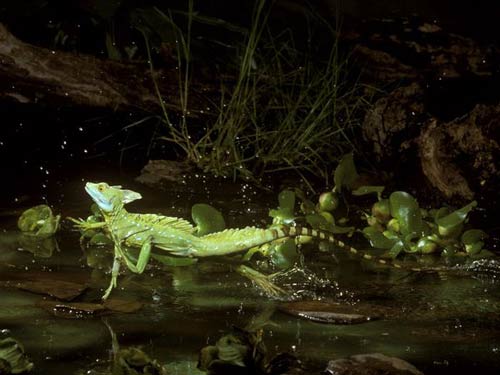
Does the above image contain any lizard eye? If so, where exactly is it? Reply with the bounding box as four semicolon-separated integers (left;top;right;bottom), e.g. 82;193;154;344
98;185;105;192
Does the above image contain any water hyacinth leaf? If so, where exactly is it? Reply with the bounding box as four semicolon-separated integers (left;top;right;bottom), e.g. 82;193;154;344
436;201;477;237
330;225;355;234
334;153;359;193
300;200;316;215
318;192;339;212
462;229;487;245
270;190;296;224
192;203;226;236
305;214;327;230
389;192;425;236
371;199;391;223
417;237;439;254
278;189;296;212
17;205;60;237
386;241;404;259
462;229;487;255
0;337;34;374
402;233;420;253
441;245;458;257
269;239;298;269
305;214;353;234
352;185;385;199
465;242;483;255
320;211;335;225
362;227;397;249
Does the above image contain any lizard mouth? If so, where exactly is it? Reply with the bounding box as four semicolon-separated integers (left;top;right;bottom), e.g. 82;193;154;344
85;183;113;212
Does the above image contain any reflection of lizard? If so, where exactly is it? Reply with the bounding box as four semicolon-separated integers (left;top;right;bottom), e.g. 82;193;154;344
73;182;389;299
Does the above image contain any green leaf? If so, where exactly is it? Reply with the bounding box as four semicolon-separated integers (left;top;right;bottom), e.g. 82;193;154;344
362;227;398;249
269;190;296;224
305;214;353;234
371;199;391;223
461;229;487;255
18;205;60;237
0;337;34;374
389;192;425;236
269;239;298;270
436;201;477;237
300;200;316;215
305;214;327;230
192;203;226;236
278;190;295;213
386;241;405;259
416;237;439;254
318;192;339;212
334;153;359;193
462;229;487;244
402;233;420;253
352;185;385;199
330;225;355;234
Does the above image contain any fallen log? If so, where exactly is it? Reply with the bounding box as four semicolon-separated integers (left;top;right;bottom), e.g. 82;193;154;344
0;23;214;113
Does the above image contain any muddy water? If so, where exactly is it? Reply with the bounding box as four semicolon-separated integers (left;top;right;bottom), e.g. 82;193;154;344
1;172;500;374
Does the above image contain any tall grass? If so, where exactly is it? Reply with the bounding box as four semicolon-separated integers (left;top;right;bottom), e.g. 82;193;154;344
148;0;369;186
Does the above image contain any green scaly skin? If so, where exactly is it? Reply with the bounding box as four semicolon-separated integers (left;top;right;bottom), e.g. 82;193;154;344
77;182;413;299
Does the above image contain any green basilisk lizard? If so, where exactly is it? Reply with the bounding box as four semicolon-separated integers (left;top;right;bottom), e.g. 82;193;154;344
71;182;401;299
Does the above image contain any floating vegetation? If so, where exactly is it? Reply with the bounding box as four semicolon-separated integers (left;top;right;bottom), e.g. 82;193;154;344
17;205;60;238
0;336;33;374
198;327;266;374
362;192;489;259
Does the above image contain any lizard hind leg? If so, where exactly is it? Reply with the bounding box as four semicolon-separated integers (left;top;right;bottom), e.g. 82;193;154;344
236;265;287;298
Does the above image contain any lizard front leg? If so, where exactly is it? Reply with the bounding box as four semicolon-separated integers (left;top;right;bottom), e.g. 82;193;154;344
102;250;121;300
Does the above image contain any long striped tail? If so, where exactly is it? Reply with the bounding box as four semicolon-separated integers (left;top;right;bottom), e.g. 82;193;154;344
196;224;433;272
286;226;428;272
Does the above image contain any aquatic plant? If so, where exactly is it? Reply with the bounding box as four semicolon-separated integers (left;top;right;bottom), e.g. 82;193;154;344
362;192;489;258
320;153;491;259
17;205;61;257
198;327;266;374
0;337;33;374
141;1;367;181
17;204;60;237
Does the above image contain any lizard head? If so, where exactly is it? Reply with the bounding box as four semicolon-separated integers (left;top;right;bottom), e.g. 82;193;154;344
85;182;142;213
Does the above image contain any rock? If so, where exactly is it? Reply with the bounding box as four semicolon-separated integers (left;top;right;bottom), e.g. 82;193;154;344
362;82;425;162
418;103;500;200
278;301;386;324
136;159;194;186
325;353;423;375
